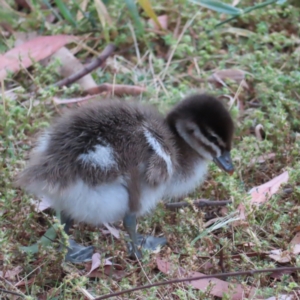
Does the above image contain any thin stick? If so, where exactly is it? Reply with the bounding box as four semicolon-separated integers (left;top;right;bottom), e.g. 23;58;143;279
0;288;25;297
53;44;116;88
165;199;232;210
94;266;300;300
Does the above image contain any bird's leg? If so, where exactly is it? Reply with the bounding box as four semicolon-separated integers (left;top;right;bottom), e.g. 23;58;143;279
60;212;94;263
123;213;142;259
123;213;167;259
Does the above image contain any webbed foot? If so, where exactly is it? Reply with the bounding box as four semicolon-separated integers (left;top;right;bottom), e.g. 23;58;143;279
126;234;167;257
64;239;94;263
123;213;167;259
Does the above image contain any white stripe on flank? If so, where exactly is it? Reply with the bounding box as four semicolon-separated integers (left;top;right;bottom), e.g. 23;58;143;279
143;128;173;176
78;144;116;169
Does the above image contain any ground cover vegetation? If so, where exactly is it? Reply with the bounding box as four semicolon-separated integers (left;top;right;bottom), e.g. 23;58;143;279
1;0;300;299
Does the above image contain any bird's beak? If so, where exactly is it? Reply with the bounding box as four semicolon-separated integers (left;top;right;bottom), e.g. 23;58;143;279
213;151;234;175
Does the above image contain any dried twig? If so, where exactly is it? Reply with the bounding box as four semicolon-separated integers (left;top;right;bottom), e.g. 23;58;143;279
0;288;25;298
85;83;146;96
165;199;231;210
94;266;300;300
53;44;116;88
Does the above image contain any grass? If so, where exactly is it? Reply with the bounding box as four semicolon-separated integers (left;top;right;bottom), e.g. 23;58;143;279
1;0;300;299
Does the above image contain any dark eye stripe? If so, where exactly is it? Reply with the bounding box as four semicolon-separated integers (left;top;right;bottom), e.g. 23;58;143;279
197;140;219;157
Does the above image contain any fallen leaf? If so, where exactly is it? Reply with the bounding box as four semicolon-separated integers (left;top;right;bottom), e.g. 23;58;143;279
290;232;300;245
15;276;36;287
86;264;126;280
249;171;289;205
53;94;99;105
51;47;97;90
86;84;146;96
292;244;300;255
0;35;75;80
0;266;23;280
103;223;120;239
209;69;249;89
87;253;101;275
156;258;249;300
237;203;246;220
248;153;276;167
270;269;294;280
86;253;113;276
290;232;300;255
268;249;291;263
148;15;168;30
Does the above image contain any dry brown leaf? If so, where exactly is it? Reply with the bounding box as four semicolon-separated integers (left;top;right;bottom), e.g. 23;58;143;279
86;265;126;280
53;95;99;105
156;258;249;300
0;266;23;280
103;223;120;239
209;69;249;89
86;84;146;96
290;232;300;245
86;253;114;276
0;35;75;81
268;249;292;263
237;203;246;220
249;171;289;205
248;153;275;167
148;15;168;30
51;47;97;90
290;231;300;255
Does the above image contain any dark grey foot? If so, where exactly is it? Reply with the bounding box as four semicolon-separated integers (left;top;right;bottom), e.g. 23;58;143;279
64;239;94;263
59;212;94;263
123;213;167;259
127;234;167;257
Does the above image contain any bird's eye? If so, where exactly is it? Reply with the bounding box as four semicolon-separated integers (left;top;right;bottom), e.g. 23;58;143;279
187;128;195;134
208;135;218;143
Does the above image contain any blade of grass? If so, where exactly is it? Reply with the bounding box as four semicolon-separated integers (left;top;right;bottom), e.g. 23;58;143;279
137;0;162;30
190;0;241;15
125;0;144;36
42;0;63;21
214;0;279;28
55;0;78;26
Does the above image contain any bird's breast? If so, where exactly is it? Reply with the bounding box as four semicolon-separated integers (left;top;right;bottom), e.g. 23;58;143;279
163;159;208;200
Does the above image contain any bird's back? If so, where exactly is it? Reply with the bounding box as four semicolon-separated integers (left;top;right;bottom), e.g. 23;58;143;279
16;99;176;195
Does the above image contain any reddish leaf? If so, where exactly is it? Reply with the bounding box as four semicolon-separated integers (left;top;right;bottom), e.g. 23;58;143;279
269;249;291;263
156;258;248;300
0;35;75;80
87;253;101;275
148;15;168;30
0;266;23;280
290;232;300;255
103;223;120;239
249;171;289;205
248;153;276;167
209;69;249;89
86;253;113;275
53;94;99;105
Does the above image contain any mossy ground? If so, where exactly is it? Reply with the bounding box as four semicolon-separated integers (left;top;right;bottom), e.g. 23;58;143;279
1;1;300;299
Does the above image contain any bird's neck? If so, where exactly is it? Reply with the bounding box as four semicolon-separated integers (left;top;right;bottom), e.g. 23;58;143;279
166;119;206;175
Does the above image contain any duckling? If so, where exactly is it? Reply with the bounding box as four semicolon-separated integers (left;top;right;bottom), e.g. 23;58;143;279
16;93;234;262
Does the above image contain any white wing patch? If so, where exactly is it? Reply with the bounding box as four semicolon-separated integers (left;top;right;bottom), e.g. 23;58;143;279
78;144;116;169
35;131;50;153
143;128;173;176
